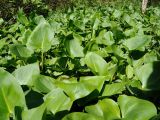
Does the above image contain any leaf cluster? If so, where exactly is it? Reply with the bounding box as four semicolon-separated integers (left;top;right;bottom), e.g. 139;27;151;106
0;2;160;120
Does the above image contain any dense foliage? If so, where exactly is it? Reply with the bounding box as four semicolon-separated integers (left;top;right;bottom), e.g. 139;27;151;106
0;1;160;120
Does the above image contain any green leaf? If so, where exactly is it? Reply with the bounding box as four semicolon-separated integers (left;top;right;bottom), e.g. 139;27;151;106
22;102;47;120
34;15;46;24
151;113;160;120
143;52;158;64
27;21;54;52
0;113;8;120
17;9;29;26
85;99;121;120
0;18;4;25
73;33;84;44
135;61;160;90
111;45;126;59
102;82;126;96
55;82;92;100
21;29;32;45
62;112;100;120
32;75;56;93
93;18;100;30
0;39;6;50
49;20;62;33
56;76;77;83
0;68;26;120
84;52;108;76
126;65;134;79
96;30;115;45
118;95;157;120
80;76;106;92
113;9;122;18
12;63;40;85
74;20;85;31
14;106;23;120
43;88;73;114
105;62;117;80
124;28;137;37
123;35;151;51
10;44;33;58
65;38;84;58
56;76;106;100
123;13;136;26
86;95;157;120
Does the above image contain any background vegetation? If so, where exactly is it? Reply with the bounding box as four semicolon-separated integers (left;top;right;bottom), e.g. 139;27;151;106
0;0;160;120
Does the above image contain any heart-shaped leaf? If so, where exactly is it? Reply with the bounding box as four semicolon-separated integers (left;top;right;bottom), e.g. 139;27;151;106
86;95;157;120
118;95;157;120
27;21;54;52
85;99;121;120
0;68;26;120
84;52;108;76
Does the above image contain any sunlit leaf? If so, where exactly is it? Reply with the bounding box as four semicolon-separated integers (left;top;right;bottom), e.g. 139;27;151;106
102;82;126;96
65;38;84;58
124;35;151;51
12;63;40;85
62;112;100;120
118;95;157;120
80;76;107;92
113;9;122;18
96;30;114;45
27;21;54;52
56;76;106;100
84;52;108;76
126;65;134;79
135;61;160;90
86;95;157;120
0;69;26;120
86;99;121;120
44;88;73;114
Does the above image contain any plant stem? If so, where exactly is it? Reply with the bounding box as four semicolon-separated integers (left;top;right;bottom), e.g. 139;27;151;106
41;52;44;70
